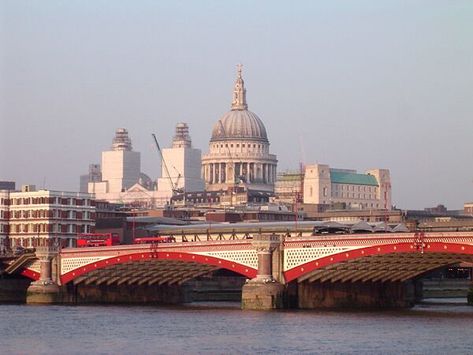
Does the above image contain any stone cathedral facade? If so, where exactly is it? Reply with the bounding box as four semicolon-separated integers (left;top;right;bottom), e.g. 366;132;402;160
202;67;278;192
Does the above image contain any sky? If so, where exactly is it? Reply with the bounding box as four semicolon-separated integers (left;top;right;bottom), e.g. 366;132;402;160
1;1;472;209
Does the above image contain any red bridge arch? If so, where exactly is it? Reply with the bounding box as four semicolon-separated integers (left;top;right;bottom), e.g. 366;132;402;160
60;251;257;284
284;242;473;283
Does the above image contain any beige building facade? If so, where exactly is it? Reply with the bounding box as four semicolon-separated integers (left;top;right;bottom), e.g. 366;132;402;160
303;164;392;210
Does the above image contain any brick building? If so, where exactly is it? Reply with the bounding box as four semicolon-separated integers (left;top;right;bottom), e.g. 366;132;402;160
0;186;95;247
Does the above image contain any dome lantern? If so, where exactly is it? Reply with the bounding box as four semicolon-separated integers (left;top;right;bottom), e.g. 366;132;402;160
210;65;268;143
231;64;248;111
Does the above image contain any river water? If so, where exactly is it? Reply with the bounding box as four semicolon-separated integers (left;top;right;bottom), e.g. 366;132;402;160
1;300;473;354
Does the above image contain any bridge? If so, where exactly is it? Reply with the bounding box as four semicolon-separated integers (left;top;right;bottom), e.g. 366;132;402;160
3;230;473;309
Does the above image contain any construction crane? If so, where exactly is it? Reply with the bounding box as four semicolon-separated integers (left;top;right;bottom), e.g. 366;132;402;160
151;133;183;196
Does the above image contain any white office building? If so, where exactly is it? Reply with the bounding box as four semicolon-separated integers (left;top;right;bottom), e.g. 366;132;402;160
157;123;205;195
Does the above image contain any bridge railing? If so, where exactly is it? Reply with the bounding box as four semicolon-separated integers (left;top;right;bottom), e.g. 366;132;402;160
1;237;71;256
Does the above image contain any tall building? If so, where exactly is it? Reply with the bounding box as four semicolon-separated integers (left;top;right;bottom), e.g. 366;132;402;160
86;128;171;207
157;123;205;195
100;128;140;193
88;128;142;194
0;181;15;191
303;164;392;210
202;66;278;192
79;164;102;193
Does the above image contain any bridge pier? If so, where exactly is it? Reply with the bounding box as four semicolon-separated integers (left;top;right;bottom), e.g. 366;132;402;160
26;245;60;304
62;283;191;305
242;234;285;310
297;280;421;309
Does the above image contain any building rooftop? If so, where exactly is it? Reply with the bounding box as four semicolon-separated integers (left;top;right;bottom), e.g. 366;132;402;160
330;170;378;186
276;172;303;182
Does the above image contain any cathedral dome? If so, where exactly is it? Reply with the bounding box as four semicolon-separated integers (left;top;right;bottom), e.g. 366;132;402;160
210;64;268;143
202;65;278;193
211;110;268;143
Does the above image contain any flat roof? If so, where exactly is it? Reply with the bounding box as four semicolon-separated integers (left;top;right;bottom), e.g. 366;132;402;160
330;170;378;186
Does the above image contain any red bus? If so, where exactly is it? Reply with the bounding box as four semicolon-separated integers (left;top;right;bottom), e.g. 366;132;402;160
77;233;120;247
133;236;175;244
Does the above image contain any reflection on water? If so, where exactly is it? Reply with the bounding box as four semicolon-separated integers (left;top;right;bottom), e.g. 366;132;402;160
1;300;473;354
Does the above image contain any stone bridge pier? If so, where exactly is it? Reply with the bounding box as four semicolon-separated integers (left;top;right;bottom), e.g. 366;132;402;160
241;234;285;310
26;245;60;304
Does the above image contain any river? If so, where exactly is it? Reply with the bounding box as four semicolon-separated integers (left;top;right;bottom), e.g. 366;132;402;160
1;299;473;354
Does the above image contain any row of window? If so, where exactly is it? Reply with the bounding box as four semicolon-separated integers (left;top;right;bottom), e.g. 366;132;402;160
214;143;264;149
5;210;95;220
9;223;93;234
340;202;380;209
2;197;94;206
212;143;268;154
333;192;375;200
332;184;377;193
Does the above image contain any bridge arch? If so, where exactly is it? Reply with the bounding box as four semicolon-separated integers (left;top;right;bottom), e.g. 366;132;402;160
20;268;40;281
60;251;257;285
284;242;473;283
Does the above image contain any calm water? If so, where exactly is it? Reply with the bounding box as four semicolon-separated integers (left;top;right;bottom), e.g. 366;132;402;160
1;300;473;354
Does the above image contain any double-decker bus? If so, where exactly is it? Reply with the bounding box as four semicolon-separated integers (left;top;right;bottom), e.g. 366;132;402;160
76;233;120;247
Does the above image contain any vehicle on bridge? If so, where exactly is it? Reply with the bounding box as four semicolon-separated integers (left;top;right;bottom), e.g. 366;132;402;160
311;221;410;235
133;236;176;244
77;233;120;247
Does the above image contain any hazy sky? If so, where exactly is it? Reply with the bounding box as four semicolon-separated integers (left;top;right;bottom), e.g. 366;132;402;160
1;1;472;209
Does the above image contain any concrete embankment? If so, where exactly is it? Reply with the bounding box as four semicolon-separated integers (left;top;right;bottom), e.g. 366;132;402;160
422;280;470;298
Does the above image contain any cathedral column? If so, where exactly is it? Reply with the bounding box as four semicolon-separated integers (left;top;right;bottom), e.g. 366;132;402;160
227;163;233;184
210;164;214;184
246;162;250;183
220;163;225;183
248;163;255;182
